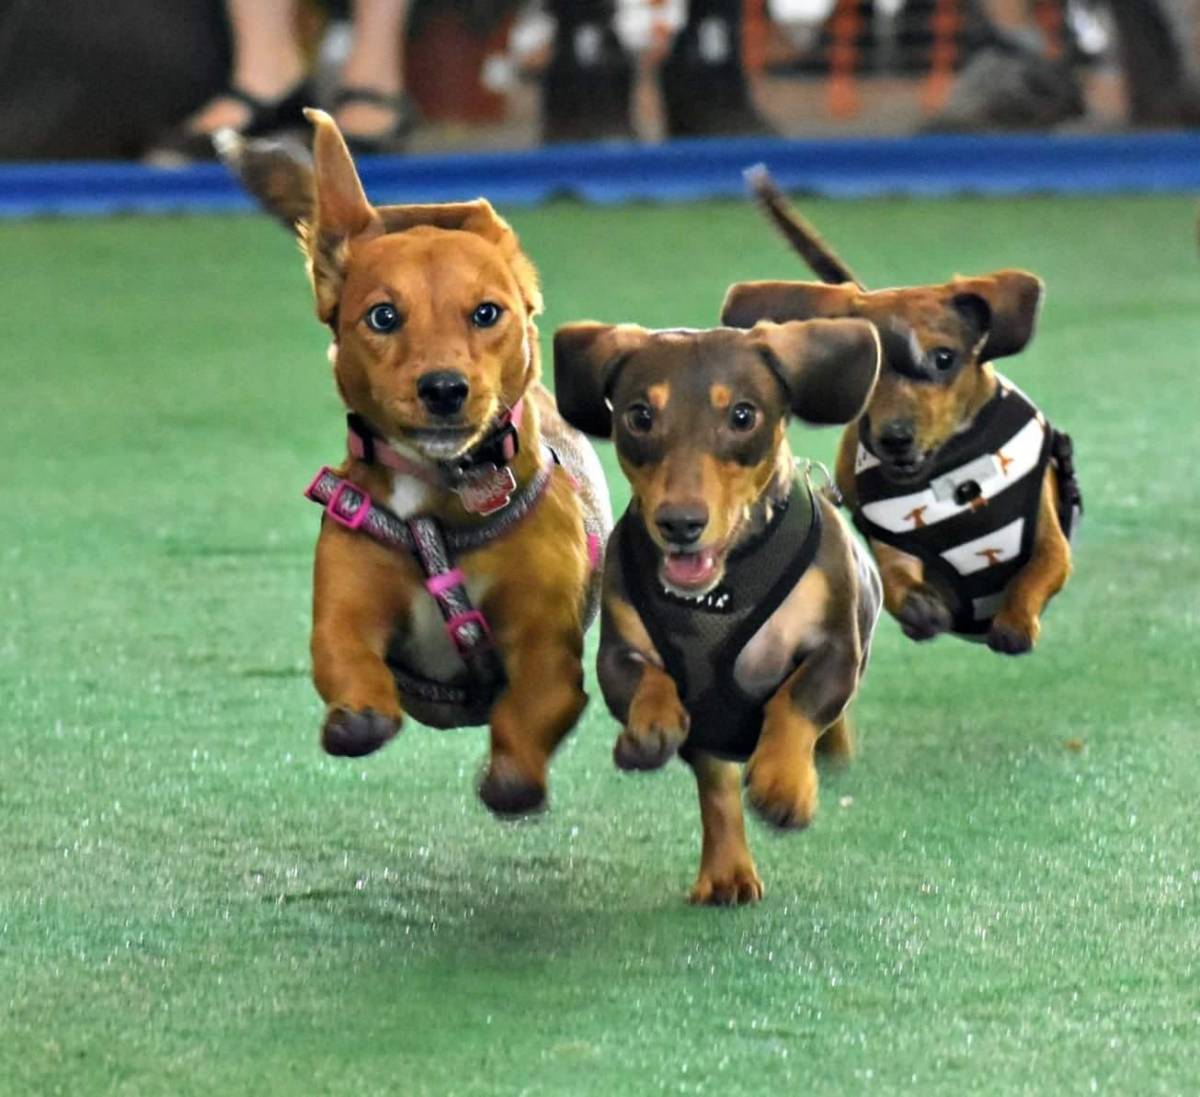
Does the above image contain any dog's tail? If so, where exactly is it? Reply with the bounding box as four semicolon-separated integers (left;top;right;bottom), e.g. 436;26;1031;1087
215;129;314;234
745;165;863;289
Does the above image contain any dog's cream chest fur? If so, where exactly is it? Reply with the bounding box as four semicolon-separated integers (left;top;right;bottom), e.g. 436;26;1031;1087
393;571;494;684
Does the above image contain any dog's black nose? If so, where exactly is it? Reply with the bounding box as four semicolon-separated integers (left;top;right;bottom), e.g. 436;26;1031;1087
655;504;708;546
417;371;469;417
878;420;916;455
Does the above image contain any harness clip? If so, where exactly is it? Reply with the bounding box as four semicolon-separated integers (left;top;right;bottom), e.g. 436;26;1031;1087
800;459;843;508
325;480;372;530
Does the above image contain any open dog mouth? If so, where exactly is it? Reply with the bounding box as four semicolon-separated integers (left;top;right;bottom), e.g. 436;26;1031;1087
660;543;731;595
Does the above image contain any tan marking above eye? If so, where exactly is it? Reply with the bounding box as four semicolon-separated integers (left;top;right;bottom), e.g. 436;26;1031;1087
647;382;670;410
710;383;732;409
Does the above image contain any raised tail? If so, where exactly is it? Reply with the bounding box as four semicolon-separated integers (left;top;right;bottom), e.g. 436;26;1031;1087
215;129;314;234
745;165;863;289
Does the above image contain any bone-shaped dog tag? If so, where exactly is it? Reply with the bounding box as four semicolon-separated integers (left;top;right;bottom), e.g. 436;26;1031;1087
454;465;517;515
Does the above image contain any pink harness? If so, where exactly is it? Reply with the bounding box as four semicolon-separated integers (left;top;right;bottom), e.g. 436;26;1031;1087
304;405;599;711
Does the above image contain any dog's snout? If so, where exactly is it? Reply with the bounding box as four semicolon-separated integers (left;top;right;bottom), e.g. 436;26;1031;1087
654;504;709;547
878;420;916;455
417;371;470;417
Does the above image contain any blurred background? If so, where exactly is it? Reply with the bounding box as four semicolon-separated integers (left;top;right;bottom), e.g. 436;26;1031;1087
1;0;1197;164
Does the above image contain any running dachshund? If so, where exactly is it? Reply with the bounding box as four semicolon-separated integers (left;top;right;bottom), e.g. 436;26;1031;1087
554;318;882;903
722;170;1080;655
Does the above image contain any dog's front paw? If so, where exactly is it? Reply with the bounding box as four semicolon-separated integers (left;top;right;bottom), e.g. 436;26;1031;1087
689;859;764;906
745;746;818;831
321;706;401;757
478;754;547;818
987;611;1038;656
898;585;952;642
614;693;690;771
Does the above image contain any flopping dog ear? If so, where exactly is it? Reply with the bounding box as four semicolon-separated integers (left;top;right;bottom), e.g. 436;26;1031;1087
215;130;314;233
947;269;1044;361
752;318;881;426
721;280;859;329
553;322;651;437
376;197;543;317
302;108;383;325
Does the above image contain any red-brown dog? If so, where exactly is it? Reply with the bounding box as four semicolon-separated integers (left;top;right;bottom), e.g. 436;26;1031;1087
722;173;1080;655
223;112;610;815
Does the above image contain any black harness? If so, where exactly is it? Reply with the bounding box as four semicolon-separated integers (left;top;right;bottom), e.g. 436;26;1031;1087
617;477;822;762
853;379;1081;637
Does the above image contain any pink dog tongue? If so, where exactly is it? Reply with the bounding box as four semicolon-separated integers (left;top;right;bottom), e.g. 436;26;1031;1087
664;549;717;588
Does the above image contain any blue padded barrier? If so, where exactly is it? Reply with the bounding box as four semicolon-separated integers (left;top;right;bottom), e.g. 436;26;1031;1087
0;132;1197;218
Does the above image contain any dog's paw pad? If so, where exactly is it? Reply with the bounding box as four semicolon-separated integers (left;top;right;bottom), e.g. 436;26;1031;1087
689;865;764;906
479;756;546;818
745;757;817;831
898;586;952;641
987;620;1036;655
321;707;400;757
613;724;685;771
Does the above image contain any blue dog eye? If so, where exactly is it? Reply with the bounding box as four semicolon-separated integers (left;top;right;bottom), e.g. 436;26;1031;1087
365;303;400;333
471;302;503;328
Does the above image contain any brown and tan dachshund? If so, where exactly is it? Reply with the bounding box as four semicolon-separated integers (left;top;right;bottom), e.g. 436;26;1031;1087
554;319;882;903
222;112;610;816
722;172;1079;655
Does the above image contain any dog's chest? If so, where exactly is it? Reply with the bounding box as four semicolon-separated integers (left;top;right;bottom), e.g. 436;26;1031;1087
394;571;494;683
387;474;433;518
385;470;491;682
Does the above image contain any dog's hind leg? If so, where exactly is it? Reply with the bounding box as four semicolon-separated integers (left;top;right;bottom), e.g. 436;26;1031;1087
687;751;763;906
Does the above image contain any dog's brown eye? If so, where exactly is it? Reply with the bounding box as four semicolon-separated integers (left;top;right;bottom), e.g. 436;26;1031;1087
729;402;758;432
624;403;654;434
931;347;957;372
364;303;400;333
471;302;503;329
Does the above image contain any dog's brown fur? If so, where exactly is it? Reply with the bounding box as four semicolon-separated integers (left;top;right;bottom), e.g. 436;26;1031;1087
227;112;609;815
722;175;1071;654
555;321;882;903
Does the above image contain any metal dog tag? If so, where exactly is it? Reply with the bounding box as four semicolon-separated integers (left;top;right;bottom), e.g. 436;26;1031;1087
454;465;517;516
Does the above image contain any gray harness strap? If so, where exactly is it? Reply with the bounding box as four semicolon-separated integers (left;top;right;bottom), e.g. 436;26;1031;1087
304;456;555;555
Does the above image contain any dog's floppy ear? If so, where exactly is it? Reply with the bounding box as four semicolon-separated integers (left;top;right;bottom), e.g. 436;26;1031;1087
302;108;383;325
721;280;858;329
215;131;313;233
553;322;650;437
948;269;1044;361
753;318;881;426
377;198;543;317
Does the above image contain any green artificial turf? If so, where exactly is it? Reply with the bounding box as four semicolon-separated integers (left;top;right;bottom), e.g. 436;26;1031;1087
2;193;1198;1096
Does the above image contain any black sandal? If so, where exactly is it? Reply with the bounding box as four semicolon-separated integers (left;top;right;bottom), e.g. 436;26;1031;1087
145;81;314;166
332;87;415;156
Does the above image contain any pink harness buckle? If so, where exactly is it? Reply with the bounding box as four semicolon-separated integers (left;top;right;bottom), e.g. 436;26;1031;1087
445;609;493;656
325;479;372;530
